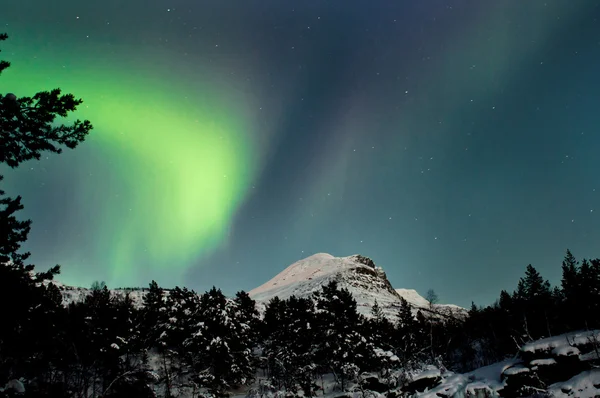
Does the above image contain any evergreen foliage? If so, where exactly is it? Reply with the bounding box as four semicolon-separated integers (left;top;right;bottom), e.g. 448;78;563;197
313;281;373;390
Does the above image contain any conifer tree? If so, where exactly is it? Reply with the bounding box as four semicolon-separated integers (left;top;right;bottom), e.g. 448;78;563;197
102;292;156;397
560;249;581;329
262;295;318;394
0;35;92;169
313;281;371;391
262;296;290;390
157;286;199;394
286;295;319;395
139;280;173;395
233;290;260;349
511;265;553;339
578;259;600;328
185;286;255;396
140;280;167;348
561;249;579;298
231;291;260;387
589;259;600;328
365;299;394;372
0;32;92;393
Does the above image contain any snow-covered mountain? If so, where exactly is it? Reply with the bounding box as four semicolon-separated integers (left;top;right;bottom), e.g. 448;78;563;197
51;252;466;320
249;253;466;320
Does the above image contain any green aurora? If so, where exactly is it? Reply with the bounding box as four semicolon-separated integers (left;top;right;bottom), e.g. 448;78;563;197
2;38;256;287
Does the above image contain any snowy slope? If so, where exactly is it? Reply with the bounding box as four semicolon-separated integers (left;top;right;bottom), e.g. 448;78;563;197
249;253;466;320
395;288;468;315
47;279;156;308
394;288;431;308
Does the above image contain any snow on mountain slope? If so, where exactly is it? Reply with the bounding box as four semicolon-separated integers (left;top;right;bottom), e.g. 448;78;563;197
394;288;431;308
250;253;401;318
395;288;468;315
49;253;465;321
47;279;154;307
249;253;466;320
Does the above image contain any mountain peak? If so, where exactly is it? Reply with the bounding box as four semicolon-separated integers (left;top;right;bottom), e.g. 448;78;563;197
249;253;370;300
304;252;335;260
249;253;466;320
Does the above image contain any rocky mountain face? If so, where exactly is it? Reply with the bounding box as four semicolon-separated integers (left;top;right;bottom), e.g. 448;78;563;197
249;253;467;320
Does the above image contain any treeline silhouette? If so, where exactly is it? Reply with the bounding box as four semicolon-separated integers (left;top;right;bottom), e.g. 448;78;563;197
1;249;599;397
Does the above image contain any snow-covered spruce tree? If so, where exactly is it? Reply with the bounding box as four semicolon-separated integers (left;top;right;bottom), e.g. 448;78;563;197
185;286;256;396
159;286;202;395
313;280;372;391
394;297;419;367
365;299;395;373
285;295;319;396
233;290;260;349
102;293;156;398
86;285;124;394
262;296;289;390
262;295;319;395
0;32;92;394
140;280;168;347
139;280;174;396
231;291;260;386
64;287;154;398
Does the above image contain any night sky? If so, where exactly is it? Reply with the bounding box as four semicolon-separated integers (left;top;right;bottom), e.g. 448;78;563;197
1;1;599;307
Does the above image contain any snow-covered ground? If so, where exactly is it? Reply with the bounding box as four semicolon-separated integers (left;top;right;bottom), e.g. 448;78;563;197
548;369;600;398
521;330;600;356
411;331;600;398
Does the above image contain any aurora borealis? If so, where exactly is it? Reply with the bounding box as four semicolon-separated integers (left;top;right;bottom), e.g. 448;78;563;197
1;1;599;306
0;11;258;287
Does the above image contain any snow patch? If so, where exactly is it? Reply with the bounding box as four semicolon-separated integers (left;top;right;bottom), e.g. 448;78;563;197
530;358;557;366
521;330;600;355
503;365;530;376
553;345;580;357
548;369;600;398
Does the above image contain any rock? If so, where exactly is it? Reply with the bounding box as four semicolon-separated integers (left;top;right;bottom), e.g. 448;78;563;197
502;365;544;398
403;369;442;394
361;376;389;393
465;381;493;398
386;390;401;398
